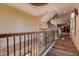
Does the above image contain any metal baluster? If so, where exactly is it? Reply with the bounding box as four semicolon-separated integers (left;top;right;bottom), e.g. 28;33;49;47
30;34;32;56
46;32;48;48
35;33;38;56
28;34;29;56
38;33;40;56
36;33;37;56
45;32;47;49
53;31;55;41
52;31;54;42
43;32;45;52
34;34;36;56
7;37;9;56
24;35;26;56
36;33;39;55
14;36;16;56
35;34;36;56
19;35;21;56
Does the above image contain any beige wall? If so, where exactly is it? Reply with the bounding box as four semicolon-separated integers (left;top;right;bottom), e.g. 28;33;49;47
70;15;79;51
0;4;41;34
0;4;42;49
70;4;79;51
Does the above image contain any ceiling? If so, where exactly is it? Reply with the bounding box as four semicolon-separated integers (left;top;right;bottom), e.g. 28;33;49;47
2;3;78;25
5;3;76;16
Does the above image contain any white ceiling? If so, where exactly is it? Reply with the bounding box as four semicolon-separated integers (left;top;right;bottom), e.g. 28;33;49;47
5;3;76;16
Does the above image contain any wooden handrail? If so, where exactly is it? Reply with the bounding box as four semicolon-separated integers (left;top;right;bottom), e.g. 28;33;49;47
0;30;53;38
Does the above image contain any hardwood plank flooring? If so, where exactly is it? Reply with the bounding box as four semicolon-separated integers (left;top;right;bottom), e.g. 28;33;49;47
46;34;79;56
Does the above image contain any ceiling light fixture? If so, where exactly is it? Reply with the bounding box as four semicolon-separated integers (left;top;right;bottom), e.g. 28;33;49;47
30;3;48;6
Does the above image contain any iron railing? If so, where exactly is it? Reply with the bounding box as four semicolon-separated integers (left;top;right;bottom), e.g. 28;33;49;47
0;30;55;56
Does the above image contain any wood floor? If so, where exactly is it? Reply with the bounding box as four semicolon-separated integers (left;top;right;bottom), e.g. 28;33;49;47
46;34;79;56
